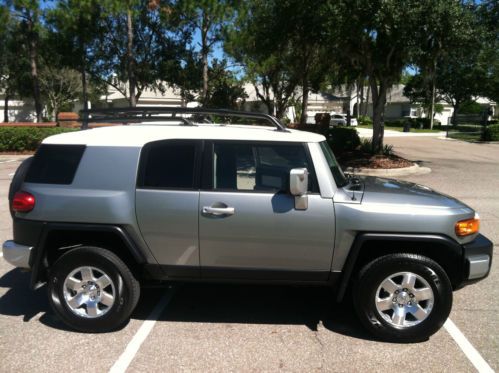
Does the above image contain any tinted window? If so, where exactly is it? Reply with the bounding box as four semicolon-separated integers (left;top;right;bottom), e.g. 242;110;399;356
139;141;197;189
25;144;85;184
213;142;317;192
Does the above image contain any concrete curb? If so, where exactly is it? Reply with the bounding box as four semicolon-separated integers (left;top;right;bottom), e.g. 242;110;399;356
344;163;431;177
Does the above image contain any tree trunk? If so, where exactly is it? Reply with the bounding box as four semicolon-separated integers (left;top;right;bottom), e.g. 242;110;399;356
429;59;437;130
451;102;459;125
364;83;370;116
3;94;9;122
201;12;210;106
127;8;136;107
359;80;364;118
370;77;387;154
81;51;89;129
300;83;309;127
27;15;42;122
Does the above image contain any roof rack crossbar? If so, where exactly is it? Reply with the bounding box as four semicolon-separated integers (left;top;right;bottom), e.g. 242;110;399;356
79;107;288;131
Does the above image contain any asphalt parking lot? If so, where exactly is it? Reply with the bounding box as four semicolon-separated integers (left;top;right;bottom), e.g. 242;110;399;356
0;136;497;372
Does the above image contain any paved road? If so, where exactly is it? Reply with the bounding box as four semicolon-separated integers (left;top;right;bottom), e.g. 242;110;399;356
356;127;446;138
0;138;497;372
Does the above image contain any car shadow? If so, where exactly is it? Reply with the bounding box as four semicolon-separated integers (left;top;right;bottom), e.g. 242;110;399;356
0;268;376;341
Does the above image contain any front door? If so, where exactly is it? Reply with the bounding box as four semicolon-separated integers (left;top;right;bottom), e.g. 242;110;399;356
199;141;335;281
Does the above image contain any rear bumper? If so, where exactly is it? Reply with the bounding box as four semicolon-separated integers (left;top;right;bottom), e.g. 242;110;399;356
462;234;493;282
2;240;32;269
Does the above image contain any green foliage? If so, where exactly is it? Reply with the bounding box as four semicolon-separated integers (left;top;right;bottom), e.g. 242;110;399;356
482;124;499;141
204;60;248;109
358;116;372;126
460;101;484;114
359;138;394;156
0;127;77;152
405;117;441;129
327;127;361;154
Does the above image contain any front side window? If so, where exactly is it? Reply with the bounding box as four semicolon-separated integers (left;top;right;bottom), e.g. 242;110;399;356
138;140;197;189
212;142;317;192
320;141;348;187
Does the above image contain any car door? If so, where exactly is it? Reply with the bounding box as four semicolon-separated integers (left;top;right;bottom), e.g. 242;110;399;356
199;141;335;281
136;139;202;278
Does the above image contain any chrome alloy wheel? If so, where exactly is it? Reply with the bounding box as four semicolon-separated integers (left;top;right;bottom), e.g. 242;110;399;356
375;271;434;328
63;266;116;319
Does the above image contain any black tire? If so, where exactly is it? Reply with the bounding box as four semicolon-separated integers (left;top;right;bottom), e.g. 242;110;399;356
8;156;33;217
353;253;452;342
48;246;140;333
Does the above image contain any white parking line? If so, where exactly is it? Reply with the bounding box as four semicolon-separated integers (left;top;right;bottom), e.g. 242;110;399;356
109;288;176;373
0;160;17;164
8;172;15;176
444;318;494;373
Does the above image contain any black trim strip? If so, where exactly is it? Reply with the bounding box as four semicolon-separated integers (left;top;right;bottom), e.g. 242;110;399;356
336;232;463;302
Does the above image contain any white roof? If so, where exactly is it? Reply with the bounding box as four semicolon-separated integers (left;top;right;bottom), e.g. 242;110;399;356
43;124;326;147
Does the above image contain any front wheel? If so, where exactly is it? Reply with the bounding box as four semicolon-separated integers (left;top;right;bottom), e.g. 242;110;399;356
353;253;452;342
48;246;140;332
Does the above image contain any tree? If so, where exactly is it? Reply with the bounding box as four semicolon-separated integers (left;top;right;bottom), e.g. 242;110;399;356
282;0;330;126
326;0;463;152
174;0;237;105
92;0;193;107
410;0;478;129
10;0;44;122
39;67;82;121
225;0;299;119
476;0;499;104
47;0;104;127
435;49;487;124
204;59;247;109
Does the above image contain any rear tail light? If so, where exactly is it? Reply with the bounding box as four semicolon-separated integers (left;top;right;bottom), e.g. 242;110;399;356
12;191;36;213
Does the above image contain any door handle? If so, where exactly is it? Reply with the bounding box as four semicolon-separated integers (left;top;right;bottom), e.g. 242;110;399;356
202;206;235;216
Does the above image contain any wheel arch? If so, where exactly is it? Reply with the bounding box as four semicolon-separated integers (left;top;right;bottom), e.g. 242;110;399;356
336;233;464;302
31;223;146;289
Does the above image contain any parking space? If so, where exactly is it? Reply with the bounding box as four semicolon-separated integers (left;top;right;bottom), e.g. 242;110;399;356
0;139;497;372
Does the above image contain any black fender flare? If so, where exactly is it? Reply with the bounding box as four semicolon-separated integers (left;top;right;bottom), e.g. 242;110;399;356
30;223;146;289
335;232;463;302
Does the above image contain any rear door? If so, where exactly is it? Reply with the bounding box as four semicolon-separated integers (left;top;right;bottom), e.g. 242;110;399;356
199;141;335;281
135;139;202;278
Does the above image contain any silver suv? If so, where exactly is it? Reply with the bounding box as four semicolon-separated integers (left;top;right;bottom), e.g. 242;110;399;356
2;108;492;342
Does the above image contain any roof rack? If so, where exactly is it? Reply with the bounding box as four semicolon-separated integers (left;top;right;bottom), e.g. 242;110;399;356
79;107;289;132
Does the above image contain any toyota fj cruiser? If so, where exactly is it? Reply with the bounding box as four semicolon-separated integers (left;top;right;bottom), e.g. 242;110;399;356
3;108;493;341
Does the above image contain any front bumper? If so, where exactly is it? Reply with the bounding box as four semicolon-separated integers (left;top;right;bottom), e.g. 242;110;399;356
2;240;32;269
463;234;493;281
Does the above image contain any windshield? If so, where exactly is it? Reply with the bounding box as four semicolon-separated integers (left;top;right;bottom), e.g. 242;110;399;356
319;141;348;187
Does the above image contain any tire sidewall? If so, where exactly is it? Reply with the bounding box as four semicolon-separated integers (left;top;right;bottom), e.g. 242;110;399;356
355;255;453;342
48;247;136;332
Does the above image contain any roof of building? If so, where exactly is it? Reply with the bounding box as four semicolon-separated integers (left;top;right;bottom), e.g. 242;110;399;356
43;123;326;147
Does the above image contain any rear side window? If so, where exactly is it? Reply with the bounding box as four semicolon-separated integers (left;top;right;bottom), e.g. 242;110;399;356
212;142;318;193
137;140;198;189
25;144;86;184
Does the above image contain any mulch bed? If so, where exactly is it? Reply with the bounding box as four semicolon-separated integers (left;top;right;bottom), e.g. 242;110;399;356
338;151;413;169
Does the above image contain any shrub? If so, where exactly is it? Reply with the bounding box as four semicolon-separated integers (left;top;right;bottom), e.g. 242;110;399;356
385;120;404;127
482;124;499;141
359;138;394;155
358;115;372;126
327;127;361;154
0;127;77;152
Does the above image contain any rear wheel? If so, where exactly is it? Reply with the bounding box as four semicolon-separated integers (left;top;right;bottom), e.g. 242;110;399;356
48;246;140;332
353;253;452;342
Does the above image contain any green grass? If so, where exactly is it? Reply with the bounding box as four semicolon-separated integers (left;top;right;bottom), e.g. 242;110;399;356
356;125;442;133
447;132;482;141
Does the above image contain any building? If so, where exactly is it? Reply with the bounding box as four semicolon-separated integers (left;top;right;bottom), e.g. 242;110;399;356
1;83;496;124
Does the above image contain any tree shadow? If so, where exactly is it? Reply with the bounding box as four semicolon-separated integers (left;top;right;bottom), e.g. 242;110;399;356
0;268;376;341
